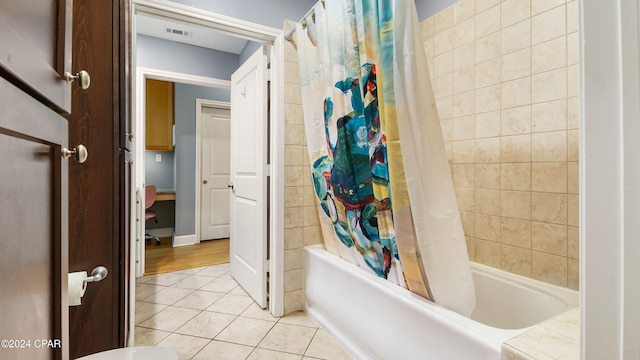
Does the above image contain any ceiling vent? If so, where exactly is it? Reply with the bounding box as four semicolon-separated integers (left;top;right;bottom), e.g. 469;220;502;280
164;26;192;37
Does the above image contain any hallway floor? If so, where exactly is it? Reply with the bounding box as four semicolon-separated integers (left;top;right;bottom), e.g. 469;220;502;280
135;263;352;360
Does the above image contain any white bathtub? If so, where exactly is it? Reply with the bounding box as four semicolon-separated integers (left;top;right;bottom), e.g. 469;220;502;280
304;245;578;360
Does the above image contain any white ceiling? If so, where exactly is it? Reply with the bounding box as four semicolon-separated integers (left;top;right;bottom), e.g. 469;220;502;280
136;13;249;54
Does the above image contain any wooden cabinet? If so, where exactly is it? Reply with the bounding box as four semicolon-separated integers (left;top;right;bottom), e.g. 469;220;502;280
145;79;174;150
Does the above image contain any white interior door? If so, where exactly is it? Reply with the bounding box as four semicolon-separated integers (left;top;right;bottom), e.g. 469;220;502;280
229;46;268;308
200;106;231;240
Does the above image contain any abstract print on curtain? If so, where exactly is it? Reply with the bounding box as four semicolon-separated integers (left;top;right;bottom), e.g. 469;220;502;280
294;0;476;316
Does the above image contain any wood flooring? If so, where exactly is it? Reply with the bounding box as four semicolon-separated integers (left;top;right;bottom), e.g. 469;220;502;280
144;237;230;275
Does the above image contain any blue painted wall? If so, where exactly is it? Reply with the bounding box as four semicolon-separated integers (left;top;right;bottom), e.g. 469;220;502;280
174;84;230;236
136;35;239;80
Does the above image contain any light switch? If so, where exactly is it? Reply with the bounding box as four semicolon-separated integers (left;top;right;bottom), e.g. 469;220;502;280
156;154;162;162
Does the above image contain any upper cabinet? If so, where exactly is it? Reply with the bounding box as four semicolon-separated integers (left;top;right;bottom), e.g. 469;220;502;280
146;79;174;151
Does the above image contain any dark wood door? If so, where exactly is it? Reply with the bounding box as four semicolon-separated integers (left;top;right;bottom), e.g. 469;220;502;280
68;0;130;358
0;1;73;359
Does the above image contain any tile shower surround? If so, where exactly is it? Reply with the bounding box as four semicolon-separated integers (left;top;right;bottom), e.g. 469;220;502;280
281;0;579;313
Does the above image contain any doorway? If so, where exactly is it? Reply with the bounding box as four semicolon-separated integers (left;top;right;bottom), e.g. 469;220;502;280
130;3;286;344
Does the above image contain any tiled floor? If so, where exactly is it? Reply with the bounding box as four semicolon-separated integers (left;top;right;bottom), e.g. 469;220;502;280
135;263;352;360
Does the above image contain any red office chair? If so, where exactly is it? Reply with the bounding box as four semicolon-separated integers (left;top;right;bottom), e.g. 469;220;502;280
145;185;161;246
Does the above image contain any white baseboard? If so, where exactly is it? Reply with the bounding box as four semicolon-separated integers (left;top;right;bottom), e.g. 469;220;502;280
147;227;174;238
174;234;197;247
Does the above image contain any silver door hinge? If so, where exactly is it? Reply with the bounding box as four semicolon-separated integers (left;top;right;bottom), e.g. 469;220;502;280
265;69;271;81
265;259;270;270
264;164;271;176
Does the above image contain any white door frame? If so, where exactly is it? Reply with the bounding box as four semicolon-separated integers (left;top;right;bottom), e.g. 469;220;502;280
195;99;231;244
130;0;286;345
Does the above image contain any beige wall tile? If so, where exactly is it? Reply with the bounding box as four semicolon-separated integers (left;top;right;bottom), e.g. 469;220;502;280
476;5;501;38
501;217;532;248
433;74;453;99
532;131;567;162
434;51;454;78
532;222;568;256
531;6;566;45
476;189;501;215
454;42;476;71
454;0;476;24
502;20;531;55
501;0;530;28
532;68;567;104
501;245;532;277
502;77;531;109
453;67;476;95
568;258;579;290
285;145;304;166
461;211;475;237
568;129;579;161
477;0;501;13
303;206;320;227
303;225;323;246
284;228;303;250
304;186;317;207
475;137;501;163
453;17;476;46
284;103;304;125
476;32;501;63
531;192;568;224
284;61;300;83
284;249;303;271
456;187;476;213
476;164;501;189
568;226;579;259
475;239;501;267
453;164;475;188
424;38;435;59
531;0;564;16
476;111;501;138
284;290;303;314
284;269;303;292
466;236;476;259
434;28;454;56
284;207;304;229
285;82;302;104
284;187;304;208
567;64;580;98
453;90;476;117
567;97;580;129
532;162;568;193
441;119;454;141
501;190;531;220
420;17;435;39
532;251;568;287
501;134;531;162
285;124;306;145
476;58;501;88
434;6;454;33
284;165;305;187
568;194;579;227
502;48;531;82
502;163;531;191
475;213;501;241
532;36;567;74
437;97;454;120
453;140;475;163
566;1;579;34
501;105;531;135
532;99;567;132
476;84;501;113
568;162;579;195
567;32;579;66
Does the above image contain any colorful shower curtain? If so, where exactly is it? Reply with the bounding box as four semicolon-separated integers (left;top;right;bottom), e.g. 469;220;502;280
293;0;475;316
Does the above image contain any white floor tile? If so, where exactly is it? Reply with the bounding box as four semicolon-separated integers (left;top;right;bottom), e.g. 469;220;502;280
206;293;254;315
172;290;225;310
134;326;171;346
200;277;240;293
175;311;236;339
277;311;318;328
135;283;165;300
258;323;317;355
215;316;276;347
241;303;279;322
172;275;216;290
248;348;303;360
142;286;194;305
135;301;168;325
138;306;200;332
191;340;253;360
305;329;352;360
156;333;209;360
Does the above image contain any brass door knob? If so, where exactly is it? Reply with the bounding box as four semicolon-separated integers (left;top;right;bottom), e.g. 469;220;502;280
65;70;91;89
203;180;208;184
62;144;88;163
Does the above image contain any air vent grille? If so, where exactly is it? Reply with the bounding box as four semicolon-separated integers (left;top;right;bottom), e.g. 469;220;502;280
164;26;192;37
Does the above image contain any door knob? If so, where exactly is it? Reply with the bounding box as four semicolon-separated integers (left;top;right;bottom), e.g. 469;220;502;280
62;144;88;163
65;70;91;89
228;183;234;190
203;180;208;184
84;266;108;283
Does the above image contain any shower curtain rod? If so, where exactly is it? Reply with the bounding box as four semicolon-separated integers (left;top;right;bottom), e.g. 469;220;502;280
284;0;325;42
